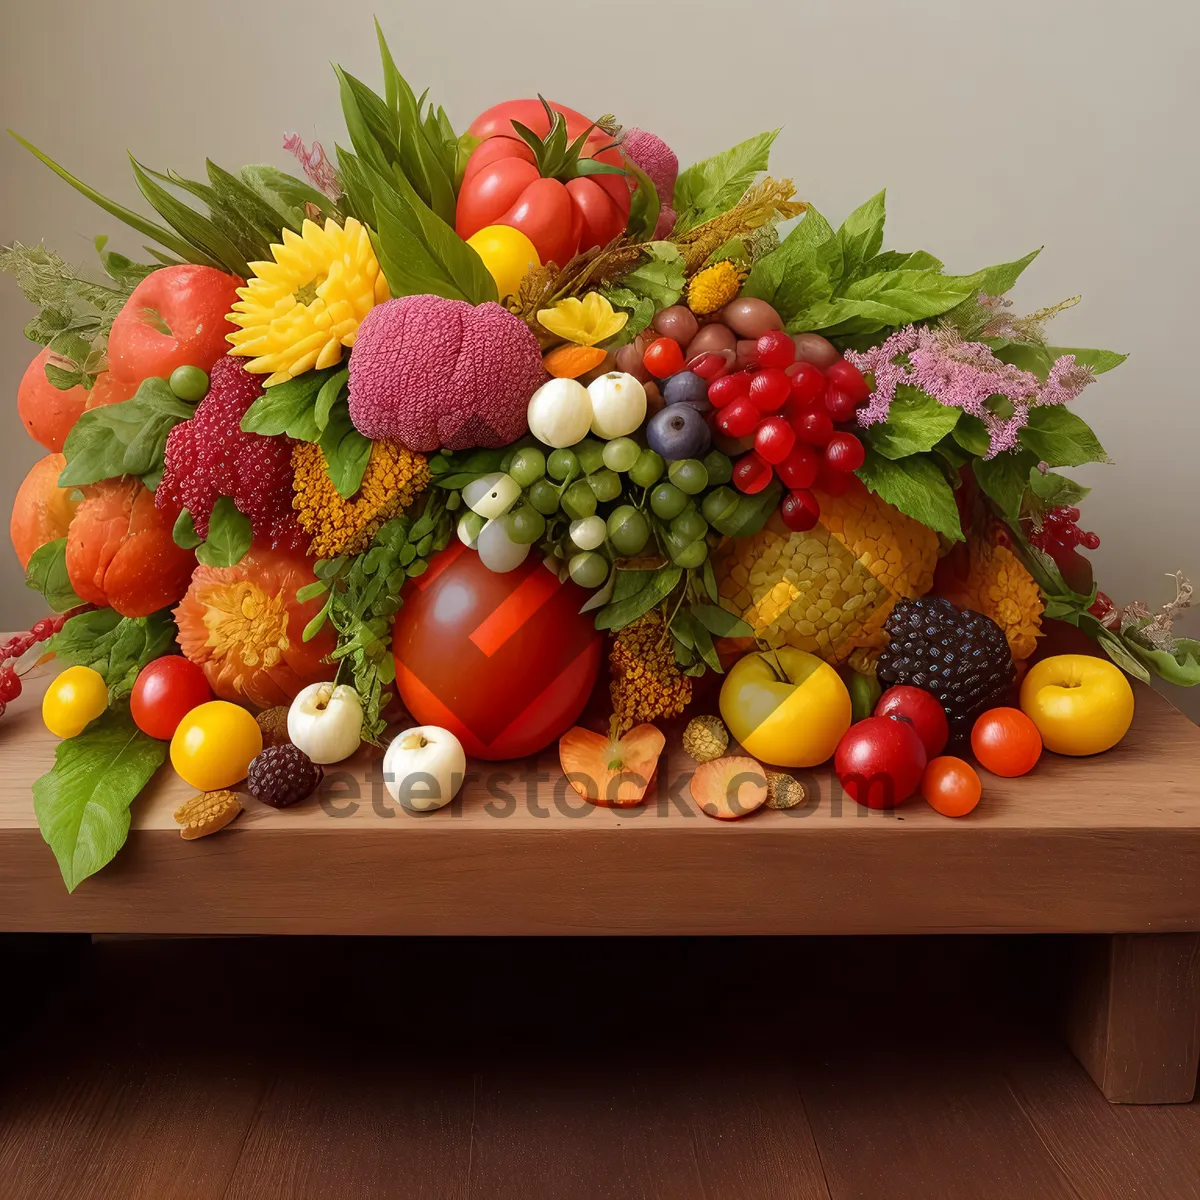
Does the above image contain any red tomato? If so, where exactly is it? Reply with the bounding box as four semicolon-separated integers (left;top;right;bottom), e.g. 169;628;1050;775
971;707;1042;778
875;686;949;758
922;756;982;817
642;337;685;379
130;655;214;740
456;99;631;268
107;265;243;385
834;716;927;809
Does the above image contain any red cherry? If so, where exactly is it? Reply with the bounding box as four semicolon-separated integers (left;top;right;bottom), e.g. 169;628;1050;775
642;336;686;379
777;444;819;490
824;385;859;423
688;351;731;381
816;462;851;495
825;432;865;473
708;372;751;409
755;330;796;369
716;396;762;438
794;406;834;447
1081;531;1100;551
754;416;796;465
781;489;820;532
733;452;774;495
825;359;870;402
748;368;790;413
787;361;826;407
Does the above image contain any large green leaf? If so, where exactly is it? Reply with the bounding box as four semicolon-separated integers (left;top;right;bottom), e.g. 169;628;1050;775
973;449;1040;521
33;707;167;892
194;497;252;568
1018;406;1108;467
240;367;341;441
855;449;963;540
835;190;887;281
673;131;778;232
46;609;178;702
320;399;372;498
742;207;837;320
863;386;961;460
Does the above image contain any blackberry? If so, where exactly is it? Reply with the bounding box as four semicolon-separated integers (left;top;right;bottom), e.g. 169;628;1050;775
247;744;322;809
876;598;1014;733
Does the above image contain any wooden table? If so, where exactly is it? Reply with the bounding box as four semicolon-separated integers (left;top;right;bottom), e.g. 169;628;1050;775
2;666;1199;1104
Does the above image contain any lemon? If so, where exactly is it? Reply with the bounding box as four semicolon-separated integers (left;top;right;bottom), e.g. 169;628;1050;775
467;225;540;300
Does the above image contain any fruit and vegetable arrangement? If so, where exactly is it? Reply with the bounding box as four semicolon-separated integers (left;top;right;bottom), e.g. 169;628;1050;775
3;23;1197;891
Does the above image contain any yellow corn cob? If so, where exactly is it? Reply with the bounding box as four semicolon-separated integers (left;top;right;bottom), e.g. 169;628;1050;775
717;483;939;665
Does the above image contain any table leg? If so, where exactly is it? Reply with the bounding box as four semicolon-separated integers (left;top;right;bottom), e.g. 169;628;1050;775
1063;932;1200;1104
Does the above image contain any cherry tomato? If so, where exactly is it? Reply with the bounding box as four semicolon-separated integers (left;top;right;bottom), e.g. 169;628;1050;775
170;700;263;791
825;358;870;402
748;367;791;413
42;666;108;739
777;444;819;490
787;361;827;408
131;655;214;740
708;372;750;409
971;707;1043;777
643;336;686;379
922;756;982;817
754;415;796;465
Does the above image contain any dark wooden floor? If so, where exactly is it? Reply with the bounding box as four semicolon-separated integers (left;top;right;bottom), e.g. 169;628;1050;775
1;935;1198;1199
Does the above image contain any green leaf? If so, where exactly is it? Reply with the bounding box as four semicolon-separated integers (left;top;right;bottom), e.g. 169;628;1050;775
59;376;193;487
742;207;837;322
860;249;943;274
320;400;372;498
1095;629;1152;683
973;449;1040;521
952;413;992;458
863;386;961;460
33;707;167;892
46;609;177;702
1046;346;1127;375
195;497;252;568
25;538;83;612
673;130;778;232
315;368;349;431
239;165;334;229
603;242;686;345
690;604;754;639
240;368;340;441
1028;467;1090;509
855;449;963;540
172;509;203;549
594;566;683;631
1018;406;1109;467
836;190;887;281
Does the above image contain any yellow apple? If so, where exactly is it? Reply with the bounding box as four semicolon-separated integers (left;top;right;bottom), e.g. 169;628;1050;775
1019;654;1134;756
719;647;851;768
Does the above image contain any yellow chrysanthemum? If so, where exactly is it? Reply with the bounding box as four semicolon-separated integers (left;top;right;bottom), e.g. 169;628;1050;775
686;260;744;315
291;439;429;559
227;217;389;386
537;292;628;346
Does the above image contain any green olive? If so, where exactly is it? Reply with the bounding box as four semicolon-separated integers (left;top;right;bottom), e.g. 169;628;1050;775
573;437;607;475
509;447;547;487
561;479;598;520
569;551;610;589
649;482;689;520
628;448;665;488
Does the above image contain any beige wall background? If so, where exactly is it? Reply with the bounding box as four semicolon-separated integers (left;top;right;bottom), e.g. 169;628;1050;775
1;0;1197;717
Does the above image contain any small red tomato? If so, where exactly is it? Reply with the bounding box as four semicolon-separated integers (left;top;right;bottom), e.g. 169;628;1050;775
825;358;870;402
794;407;834;447
971;707;1043;777
835;716;927;809
755;330;796;369
715;396;761;438
787;361;826;407
824;385;859;423
777;443;819;490
748;367;791;413
733;452;774;495
130;655;214;740
643;336;686;379
754;415;796;465
825;432;865;473
876;685;949;758
781;488;820;532
707;372;750;409
922;756;982;817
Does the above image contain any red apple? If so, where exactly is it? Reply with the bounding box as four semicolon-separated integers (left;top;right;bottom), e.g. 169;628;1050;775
834;716;927;809
875;686;949;758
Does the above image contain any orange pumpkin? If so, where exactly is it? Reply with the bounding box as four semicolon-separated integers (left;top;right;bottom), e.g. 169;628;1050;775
173;547;336;709
10;453;79;569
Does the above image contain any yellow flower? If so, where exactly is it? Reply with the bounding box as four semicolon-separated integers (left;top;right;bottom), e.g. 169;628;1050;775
291;439;429;559
687;260;744;315
537;292;628;346
227;218;389;386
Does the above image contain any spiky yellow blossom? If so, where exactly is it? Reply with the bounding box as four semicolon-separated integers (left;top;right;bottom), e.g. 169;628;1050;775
537;292;628;346
686;260;744;315
938;537;1044;660
717;483;939;665
609;609;693;734
227;218;389;386
291;439;429;559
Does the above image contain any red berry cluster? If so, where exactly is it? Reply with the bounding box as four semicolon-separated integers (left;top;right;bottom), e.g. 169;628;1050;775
1030;506;1101;555
0;611;73;717
704;332;868;531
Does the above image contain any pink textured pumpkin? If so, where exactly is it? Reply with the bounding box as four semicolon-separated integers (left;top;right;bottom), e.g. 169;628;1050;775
348;295;546;451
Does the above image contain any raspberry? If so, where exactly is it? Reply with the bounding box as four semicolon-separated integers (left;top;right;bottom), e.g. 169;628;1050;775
246;743;322;808
157;356;306;550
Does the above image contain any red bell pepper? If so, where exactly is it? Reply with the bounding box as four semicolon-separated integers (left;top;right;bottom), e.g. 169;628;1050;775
456;98;631;269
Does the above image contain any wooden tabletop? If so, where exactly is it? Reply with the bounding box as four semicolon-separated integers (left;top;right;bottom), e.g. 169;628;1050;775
2;664;1199;936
